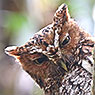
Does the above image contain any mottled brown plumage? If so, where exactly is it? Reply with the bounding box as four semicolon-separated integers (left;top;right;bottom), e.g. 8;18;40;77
5;4;95;95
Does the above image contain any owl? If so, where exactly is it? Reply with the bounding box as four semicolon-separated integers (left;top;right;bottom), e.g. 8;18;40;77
5;4;95;95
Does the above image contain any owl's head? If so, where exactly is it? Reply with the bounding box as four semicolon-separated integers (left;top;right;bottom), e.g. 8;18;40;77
5;4;94;93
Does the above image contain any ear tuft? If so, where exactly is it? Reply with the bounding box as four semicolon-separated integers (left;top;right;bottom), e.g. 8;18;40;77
53;3;70;28
5;46;19;56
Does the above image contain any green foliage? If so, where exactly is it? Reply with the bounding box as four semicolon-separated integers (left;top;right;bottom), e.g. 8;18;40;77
32;84;44;95
6;12;27;33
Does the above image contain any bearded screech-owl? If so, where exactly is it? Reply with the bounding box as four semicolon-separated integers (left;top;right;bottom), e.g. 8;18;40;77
5;4;95;95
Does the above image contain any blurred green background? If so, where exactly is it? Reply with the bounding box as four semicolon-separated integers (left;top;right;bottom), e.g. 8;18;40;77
0;0;95;95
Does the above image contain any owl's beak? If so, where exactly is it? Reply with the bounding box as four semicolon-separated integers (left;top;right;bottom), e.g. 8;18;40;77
5;46;19;57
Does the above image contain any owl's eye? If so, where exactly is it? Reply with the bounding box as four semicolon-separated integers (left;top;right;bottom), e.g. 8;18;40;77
62;35;70;45
34;55;48;65
60;34;71;47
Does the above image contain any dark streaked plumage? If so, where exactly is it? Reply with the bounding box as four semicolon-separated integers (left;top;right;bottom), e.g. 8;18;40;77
5;4;95;95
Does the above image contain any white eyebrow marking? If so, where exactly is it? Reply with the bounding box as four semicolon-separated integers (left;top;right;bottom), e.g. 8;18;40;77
54;28;60;48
